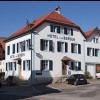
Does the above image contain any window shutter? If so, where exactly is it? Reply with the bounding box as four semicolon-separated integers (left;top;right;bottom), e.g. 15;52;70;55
71;62;74;70
53;42;55;52
95;49;97;56
49;60;53;70
64;27;67;35
65;42;68;52
71;43;74;53
87;48;89;56
50;25;53;32
41;60;43;70
93;48;94;56
29;60;30;70
49;40;53;51
78;44;81;54
23;61;25;70
57;26;60;33
78;62;81;70
40;39;43;51
57;41;60;52
6;63;7;71
17;43;19;53
71;29;73;36
15;62;16;71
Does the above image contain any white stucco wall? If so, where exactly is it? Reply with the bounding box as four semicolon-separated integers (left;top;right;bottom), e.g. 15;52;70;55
0;60;5;72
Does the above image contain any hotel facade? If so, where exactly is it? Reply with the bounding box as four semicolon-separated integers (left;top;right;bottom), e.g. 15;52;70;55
3;7;100;84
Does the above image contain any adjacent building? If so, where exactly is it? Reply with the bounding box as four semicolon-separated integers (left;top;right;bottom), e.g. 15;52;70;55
0;37;6;73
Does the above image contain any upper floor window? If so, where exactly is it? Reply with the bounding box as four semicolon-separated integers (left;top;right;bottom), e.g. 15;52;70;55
40;39;54;52
7;46;10;55
93;38;99;43
57;41;68;52
50;24;73;36
70;61;81;71
26;39;31;50
71;43;81;54
87;48;94;56
41;60;53;71
23;60;30;71
95;49;100;57
12;44;15;54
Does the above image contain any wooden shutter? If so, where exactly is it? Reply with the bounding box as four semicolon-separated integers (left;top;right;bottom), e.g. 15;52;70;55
15;62;16;71
11;62;12;70
6;63;7;71
87;48;89;56
64;27;67;35
78;62;81;70
71;43;74;53
57;26;60;33
49;60;53;70
78;44;81;54
41;60;43;70
71;62;74;70
50;25;53;32
49;40;53;51
40;39;43;51
29;60;30;70
23;61;25;70
93;48;94;56
17;43;19;53
57;41;60;52
95;49;97;56
65;42;68;52
71;29;73;36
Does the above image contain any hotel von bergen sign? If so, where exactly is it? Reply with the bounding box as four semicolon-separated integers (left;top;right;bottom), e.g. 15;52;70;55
10;53;25;59
47;34;75;41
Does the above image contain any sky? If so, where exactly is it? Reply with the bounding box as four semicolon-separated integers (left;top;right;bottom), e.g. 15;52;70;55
0;1;100;37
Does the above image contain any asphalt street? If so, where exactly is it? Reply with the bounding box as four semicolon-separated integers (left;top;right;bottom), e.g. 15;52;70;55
0;81;100;100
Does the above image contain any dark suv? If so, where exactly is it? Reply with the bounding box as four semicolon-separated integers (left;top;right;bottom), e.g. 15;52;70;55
66;74;87;85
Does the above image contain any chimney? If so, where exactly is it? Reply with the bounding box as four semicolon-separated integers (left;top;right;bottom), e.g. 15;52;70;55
55;6;61;14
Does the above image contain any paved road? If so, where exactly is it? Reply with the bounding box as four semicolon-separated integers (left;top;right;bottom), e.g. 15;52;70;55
0;82;100;100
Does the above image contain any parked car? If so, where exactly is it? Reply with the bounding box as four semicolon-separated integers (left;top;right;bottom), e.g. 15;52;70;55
66;74;87;85
96;72;100;79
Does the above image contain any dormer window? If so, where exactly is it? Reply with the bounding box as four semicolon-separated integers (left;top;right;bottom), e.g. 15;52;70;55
93;37;99;43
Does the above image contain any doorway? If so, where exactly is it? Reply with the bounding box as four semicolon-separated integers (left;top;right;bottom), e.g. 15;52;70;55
62;62;67;75
18;59;22;76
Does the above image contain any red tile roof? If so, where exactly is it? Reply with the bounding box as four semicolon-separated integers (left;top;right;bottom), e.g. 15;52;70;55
0;37;7;49
84;27;100;37
5;11;85;41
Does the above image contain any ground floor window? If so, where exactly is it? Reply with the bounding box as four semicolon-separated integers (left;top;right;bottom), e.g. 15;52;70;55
23;60;30;71
40;60;53;71
69;61;81;71
6;62;16;71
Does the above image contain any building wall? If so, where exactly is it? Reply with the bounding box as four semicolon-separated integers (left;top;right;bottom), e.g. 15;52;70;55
5;34;31;80
0;60;5;73
34;22;86;78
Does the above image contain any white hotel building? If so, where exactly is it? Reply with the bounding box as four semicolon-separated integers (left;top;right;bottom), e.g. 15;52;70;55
4;7;100;84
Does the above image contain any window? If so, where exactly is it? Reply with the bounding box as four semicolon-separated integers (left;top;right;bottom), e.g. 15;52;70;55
87;48;94;56
12;44;15;54
41;60;53;71
23;60;30;71
70;61;81;71
50;25;60;33
40;39;54;52
13;62;16;71
93;38;99;43
57;41;68;52
7;46;10;55
64;27;67;35
17;43;19;53
26;60;30;70
26;39;31;50
95;49;100;57
71;43;81;54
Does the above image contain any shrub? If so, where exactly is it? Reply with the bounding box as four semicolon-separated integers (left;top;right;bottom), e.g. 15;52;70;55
84;71;93;79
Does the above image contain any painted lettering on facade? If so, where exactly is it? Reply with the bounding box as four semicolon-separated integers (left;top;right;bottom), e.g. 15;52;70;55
47;34;75;41
10;53;25;59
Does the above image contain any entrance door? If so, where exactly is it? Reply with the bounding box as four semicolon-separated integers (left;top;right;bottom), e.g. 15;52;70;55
18;60;22;76
62;62;67;75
